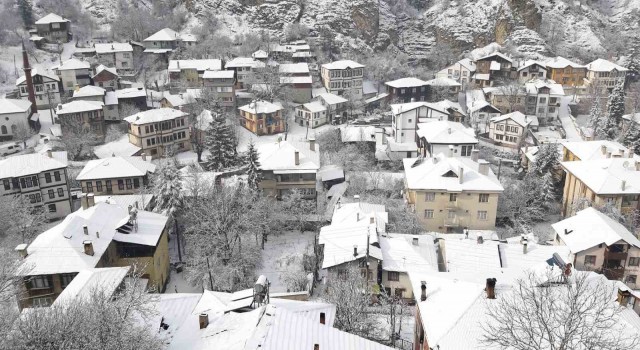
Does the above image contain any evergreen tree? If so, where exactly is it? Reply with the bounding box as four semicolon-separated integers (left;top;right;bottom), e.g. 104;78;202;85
540;172;557;208
627;36;640;76
151;158;184;261
587;96;602;135
204;115;237;171
17;0;34;27
623;122;640;155
607;82;626;125
531;143;559;177
245;140;262;191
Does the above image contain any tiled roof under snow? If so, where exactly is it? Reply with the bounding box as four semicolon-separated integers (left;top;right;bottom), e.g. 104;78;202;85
76;156;156;180
0;153;66;178
124;108;187;125
416;120;478;144
561;157;640;195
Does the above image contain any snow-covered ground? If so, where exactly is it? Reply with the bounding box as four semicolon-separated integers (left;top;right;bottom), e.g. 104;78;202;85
256;230;315;293
558;96;582;141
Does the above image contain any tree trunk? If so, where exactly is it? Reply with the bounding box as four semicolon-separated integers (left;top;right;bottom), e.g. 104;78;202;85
175;217;182;262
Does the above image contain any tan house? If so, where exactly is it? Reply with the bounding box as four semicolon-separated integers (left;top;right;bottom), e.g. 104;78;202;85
545;56;587;93
15;198;170;308
76;156;156;195
202;70;236;108
320;60;365;99
95;43;134;76
257;140;320;199
54;58;92;96
124;108;190;159
435;58;476;85
585;58;628;95
168;59;222;89
55;100;106;138
34;13;70;43
238;100;285;135
403;153;504;233
488;111;532;147
553;207;640;288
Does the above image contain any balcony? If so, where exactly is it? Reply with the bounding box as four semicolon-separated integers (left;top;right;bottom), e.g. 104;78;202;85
604;250;628;261
601;267;625;280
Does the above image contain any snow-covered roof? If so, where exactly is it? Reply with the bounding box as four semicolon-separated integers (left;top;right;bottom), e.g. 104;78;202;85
105;91;118;105
280;76;312;84
446;58;476;72
94;194;153;210
319;223;383;269
561;140;637;161
321;60;364;70
552;207;640;252
115;87;146;99
416;120;478;144
317;165;344;182
202;70;235;79
168;59;222;72
94;42;133;54
390;101;444;116
162;94;188;107
124;108;187;125
0;99;31;114
258;141;320;173
56;100;104;115
425;77;461;87
561;157;640;195
55;58;90;71
52;267;129;307
490;111;533;127
252;50;268;59
35;13;69;24
517;60;547;71
143;28;180;42
473;73;491;81
331;202;388;233
525;79;565;95
467;100;501;114
278;63;309;74
93;64;118;78
238;100;283;115
316;92;348;105
362;80;378;95
72;85;105;98
16;69;59;85
340;126;376;142
94;135;141;159
300;101;326;113
476;51;513;63
224;57;265;69
76;156;155;180
403;154;504;192
143;48;173;54
623;112;640;125
384;77;428;88
0;153;66;178
431;100;466;116
180;33;197;42
378;234;437;273
586;58;628;72
545;56;586;69
22;202;168;275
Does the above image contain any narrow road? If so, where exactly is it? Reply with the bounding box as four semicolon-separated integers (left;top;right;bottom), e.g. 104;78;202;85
557;96;582;141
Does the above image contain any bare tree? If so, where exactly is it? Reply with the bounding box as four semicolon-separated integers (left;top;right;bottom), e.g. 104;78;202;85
0;194;47;243
12;123;36;150
58;122;99;161
483;270;640;350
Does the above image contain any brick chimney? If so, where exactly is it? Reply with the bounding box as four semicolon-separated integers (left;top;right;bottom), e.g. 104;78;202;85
471;149;479;162
353;245;358;257
83;240;94;256
486;278;497;299
420;281;427;301
21;41;37;113
199;313;209;329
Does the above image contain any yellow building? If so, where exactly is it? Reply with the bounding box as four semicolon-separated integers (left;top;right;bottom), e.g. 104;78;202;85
168;59;222;89
124;108;191;159
238;100;285;135
16;195;170;309
545;56;587;91
403;152;504;233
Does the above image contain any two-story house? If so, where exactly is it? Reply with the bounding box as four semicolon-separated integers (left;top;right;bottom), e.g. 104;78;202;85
72;85;119;121
320;60;365;99
92;65;119;91
313;92;348;125
585;59;628;95
142;28;194;54
403;154;504;233
553;207;640;288
545;56;587;93
76;156;155;196
34;13;70;43
0;99;34;141
488;111;532;146
168;59;222;90
523;79;564;123
16;69;61;109
238;100;284;135
55;100;105;138
94;43;134;76
279;63;312;103
124;108;190;159
435;58;476;85
516;60;548;83
466;99;501;134
424;77;462;101
257;140;320;199
474;52;514;85
15;198;170;308
0;152;72;219
384;77;430;103
224;57;265;89
202;70;236;109
391;101;458;144
295;102;327;128
416;120;478;158
54;58;92;96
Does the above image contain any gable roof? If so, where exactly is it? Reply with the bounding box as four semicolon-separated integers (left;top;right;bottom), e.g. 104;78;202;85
52;267;129;307
238;100;283;115
56;100;104;114
73;85;106;98
525;79;565;95
202;70;235;79
0;153;66;178
300;101;326;113
561;140;636;161
319;223;383;269
168;59;222;72
35;13;69;24
258;140;320;173
378;234;437;273
94;135;141;158
278;63;309;74
517;60;547;71
94;42;133;54
545;56;586;69
224;57;265;69
390;101;446;116
385;77;428;88
587;58;628;72
552;207;640;252
476;52;513;63
490;111;532;127
561;157;640;195
322;60;364;70
76;156;156;180
331;202;388;233
93;65;118;78
425;77;461;87
316;92;348;105
16;69;59;85
0;99;32;114
144;28;180;42
416;120;478;144
55;58;90;71
124;108;187;125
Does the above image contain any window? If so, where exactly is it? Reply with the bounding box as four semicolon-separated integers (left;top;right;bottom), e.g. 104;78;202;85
2;179;9;190
584;255;596;265
61;273;76;288
48;203;56;213
424;209;434;219
447;210;456;219
96;181;103;192
27;275;51;289
126;179;132;190
45;173;51;183
86;182;93;193
629;257;640;267
388;271;400;282
32;297;52;308
29;194;36;203
449;193;457;202
461;145;473;157
48;189;55;199
627;275;637;284
477;211;488;220
54;188;62;197
118;180;124;190
54;171;61;181
479;194;489;203
106;180;112;192
425;192;435;202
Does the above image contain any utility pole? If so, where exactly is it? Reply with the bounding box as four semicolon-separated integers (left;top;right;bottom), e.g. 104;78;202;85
497;158;503;179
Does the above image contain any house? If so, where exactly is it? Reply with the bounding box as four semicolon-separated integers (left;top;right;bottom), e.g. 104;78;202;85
295;101;327;128
524;79;564;122
560;156;640;217
516;60;548;83
224;57;265;89
435;58;476;85
16;69;61;109
430;100;467;123
202;70;236;109
467;100;501;133
0;99;34;141
53;58;92;96
474;52;514;84
72;85;119;121
384;77;430;103
252;49;268;61
257;140;320;199
623;112;640;129
314;92;348;125
76;156;156;195
553;207;640;287
34;13;70;43
424;77;462;100
168;59;222;89
0;152;71;220
403;154;504;233
561;140;637;162
488;111;532;146
115;87;148;113
586;58;628;94
15;198;170;308
545;56;587;92
390;102;451;145
142;28;193;54
94;43;134;76
269;41;312;61
416;120;478;158
49;267;130;307
92;65;119;91
55;100;105;138
93;135;142;159
238;100;284;135
124;108;190;159
320;60;365;99
483;85;526;114
279;63;313;103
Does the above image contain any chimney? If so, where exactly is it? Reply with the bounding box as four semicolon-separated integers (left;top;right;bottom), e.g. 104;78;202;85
601;145;607;155
420;281;427;301
21;41;38;113
522;236;528;254
369;217;375;224
81;194;89;210
458;166;464;184
606;151;612;158
46;149;52;158
353;245;358;257
96;231;100;239
199;313;209;329
320;312;326;325
74;84;80;92
412;236;419;246
15;244;28;258
471;149;479;162
636;161;640;171
448;127;452;134
135;201;139;209
128;205;133;214
448;145;454;157
83;240;94;256
477;236;484;244
354;195;360;202
314;345;320;350
83;225;88;235
309;139;315;151
478;160;489;175
177;61;180;69
294;151;300;166
57;104;63;111
486;278;497;299
87;193;95;208
613;151;622;158
141;152;147;161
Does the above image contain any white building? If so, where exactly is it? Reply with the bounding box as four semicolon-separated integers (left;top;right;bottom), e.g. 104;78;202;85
524;79;564;122
295;101;327;128
142;28;195;54
224;57;265;89
488;111;533;146
0;99;33;140
54;58;92;95
72;85;119;121
390;102;452;144
16;69;61;109
586;58;628;94
320;60;365;99
94;43;134;75
313;92;348;124
516;60;548;83
435;58;476;85
416;120;478;158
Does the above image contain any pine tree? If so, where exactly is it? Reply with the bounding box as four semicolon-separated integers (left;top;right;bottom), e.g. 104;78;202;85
540;172;557;208
245;140;262;191
623;122;640;155
531;143;559;177
152;159;183;218
587;96;602;135
204;115;237;171
627;36;640;76
607;82;626;125
17;0;34;27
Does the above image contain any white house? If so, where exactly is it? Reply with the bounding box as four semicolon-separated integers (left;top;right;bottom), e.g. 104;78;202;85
586;58;628;94
53;58;91;95
72;85;119;121
320;60;365;99
390;102;452;144
516;60;548;83
94;43;134;75
142;28;195;54
435;58;476;85
313;92;348;124
224;57;265;89
16;69;61;108
295;101;327;128
0;99;33;141
488;111;533;146
524;79;564;122
416;120;478;158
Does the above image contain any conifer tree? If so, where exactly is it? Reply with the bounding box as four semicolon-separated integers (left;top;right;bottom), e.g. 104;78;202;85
17;0;34;27
151;158;184;261
540;172;557;207
607;82;626;126
204;115;237;171
627;36;640;76
531;143;559;177
623;122;640;155
245;140;262;191
587;96;602;135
